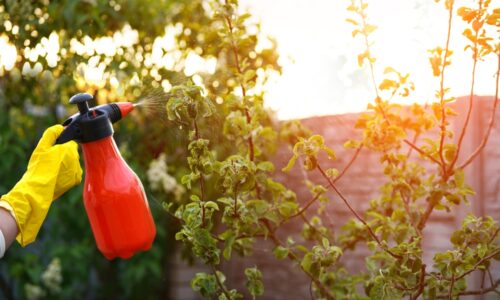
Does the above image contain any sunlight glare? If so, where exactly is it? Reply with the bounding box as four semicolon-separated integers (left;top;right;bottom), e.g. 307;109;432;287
241;0;499;120
0;36;17;72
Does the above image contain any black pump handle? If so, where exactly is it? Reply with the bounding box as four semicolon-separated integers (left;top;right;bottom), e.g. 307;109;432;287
69;93;93;114
55;93;122;145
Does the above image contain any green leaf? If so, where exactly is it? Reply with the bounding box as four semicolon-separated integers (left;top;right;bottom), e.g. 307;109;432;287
278;202;298;218
443;144;457;163
223;233;236;260
345;18;359;25
243;70;256;83
244;267;264;297
246;199;270;216
321;146;336;160
325;168;339;179
365;24;377;34
191;273;217;297
282;155;298;172
477;244;487;259
257;161;275;172
273;246;289;260
301;252;320;277
343;139;362;149
454;169;465;187
309;135;325;147
175;231;185;241
204;201;220;211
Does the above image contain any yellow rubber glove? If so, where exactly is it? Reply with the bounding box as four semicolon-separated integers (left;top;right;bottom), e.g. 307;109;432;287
1;125;82;246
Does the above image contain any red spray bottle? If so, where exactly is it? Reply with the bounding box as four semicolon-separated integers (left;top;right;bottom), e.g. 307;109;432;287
56;93;156;260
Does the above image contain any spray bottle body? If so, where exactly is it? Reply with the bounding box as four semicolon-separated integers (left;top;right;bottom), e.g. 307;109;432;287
82;136;156;260
56;93;156;260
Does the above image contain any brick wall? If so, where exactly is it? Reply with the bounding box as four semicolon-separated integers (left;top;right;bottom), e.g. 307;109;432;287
169;96;499;299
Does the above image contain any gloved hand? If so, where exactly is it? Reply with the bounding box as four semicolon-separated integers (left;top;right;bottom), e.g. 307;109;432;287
0;125;82;246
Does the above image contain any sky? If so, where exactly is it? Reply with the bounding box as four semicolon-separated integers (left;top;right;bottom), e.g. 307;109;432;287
240;0;499;119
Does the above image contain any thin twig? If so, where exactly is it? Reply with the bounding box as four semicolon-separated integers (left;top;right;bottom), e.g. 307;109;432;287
222;2;255;162
317;164;402;259
406;102;429;159
335;145;363;182
488;227;500;244
289;145;363;220
263;223;336;300
436;278;500;298
194;119;207;227
211;266;232;300
299;214;332;242
452;249;500;281
437;0;455;176
406;132;421;159
449;0;483;175
309;280;315;300
358;0;379;100
456;278;500;296
233;185;239;217
287;193;322;221
459;51;500;169
487;268;494;287
404;137;441;165
400;191;418;234
418;196;438;231
480;269;486;289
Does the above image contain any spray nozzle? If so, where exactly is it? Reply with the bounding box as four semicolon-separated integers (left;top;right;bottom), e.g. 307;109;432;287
56;93;135;144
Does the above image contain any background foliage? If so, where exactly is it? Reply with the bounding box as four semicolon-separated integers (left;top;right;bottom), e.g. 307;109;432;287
0;0;278;299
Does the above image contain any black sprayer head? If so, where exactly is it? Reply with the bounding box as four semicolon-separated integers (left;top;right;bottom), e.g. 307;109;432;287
56;93;127;144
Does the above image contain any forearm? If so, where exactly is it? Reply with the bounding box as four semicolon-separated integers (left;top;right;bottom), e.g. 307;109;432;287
0;206;19;257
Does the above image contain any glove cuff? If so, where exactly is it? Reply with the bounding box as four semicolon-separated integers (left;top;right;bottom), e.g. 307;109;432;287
0;200;16;219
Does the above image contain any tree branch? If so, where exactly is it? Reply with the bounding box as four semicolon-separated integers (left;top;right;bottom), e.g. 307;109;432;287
417;195;439;231
448;273;455;300
410;264;427;300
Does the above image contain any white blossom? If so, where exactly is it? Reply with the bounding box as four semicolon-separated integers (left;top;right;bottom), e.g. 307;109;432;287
41;258;62;294
25;284;46;300
147;154;185;201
